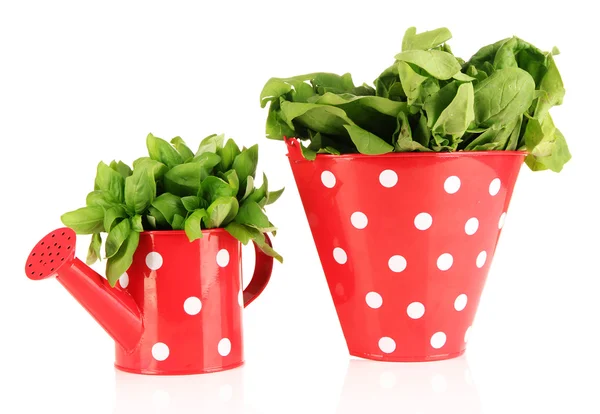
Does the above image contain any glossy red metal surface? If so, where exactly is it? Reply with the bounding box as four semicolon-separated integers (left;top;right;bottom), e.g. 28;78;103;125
286;137;525;362
25;228;274;374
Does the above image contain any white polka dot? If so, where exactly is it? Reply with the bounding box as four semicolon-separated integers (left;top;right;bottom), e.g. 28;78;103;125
388;255;407;273
152;342;169;361
119;272;129;288
430;332;447;349
218;338;231;357
218;384;233;402
464;326;472;343
216;249;230;267
454;294;468;311
184;296;202;315
431;374;448;393
333;247;347;264
437;253;453;271
476;251;487;268
414;212;433;230
378;337;396;353
379;372;397;389
407;302;425;319
365;292;383;309
146;252;163;270
351;212;368;229
238;290;244;307
321;171;336;188
444;176;461;194
379;170;398;188
465;217;479;235
489;178;501;196
499;212;507;229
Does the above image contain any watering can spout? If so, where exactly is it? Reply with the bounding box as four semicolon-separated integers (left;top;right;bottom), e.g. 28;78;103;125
25;228;143;352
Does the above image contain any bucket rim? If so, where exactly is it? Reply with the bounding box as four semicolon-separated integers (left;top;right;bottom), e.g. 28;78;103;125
284;137;528;162
139;228;229;237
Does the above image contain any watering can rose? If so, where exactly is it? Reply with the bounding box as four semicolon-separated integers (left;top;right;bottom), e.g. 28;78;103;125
60;133;284;286
260;26;571;172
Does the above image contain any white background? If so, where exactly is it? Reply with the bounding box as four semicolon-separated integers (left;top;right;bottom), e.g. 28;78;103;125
1;1;599;413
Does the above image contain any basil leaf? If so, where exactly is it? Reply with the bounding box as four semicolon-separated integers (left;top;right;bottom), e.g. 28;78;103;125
109;160;133;179
232;144;259;186
164;163;204;197
205;197;239;228
125;167;156;214
184;209;207;241
190;152;221;171
170;136;195;162
223;170;240;195
86;190;115;209
217;138;241;172
131;215;144;232
151;193;186;226
245;227;283;264
104;205;128;232
172;214;185;231
132;157;168;179
201;176;237;204
86;233;102;265
235;201;270;230
402;26;452;52
394;50;461;80
432;82;474;139
94;161;124;203
181;196;200;212
61;206;105;234
196;133;224;156
146;133;183;168
343;124;393;155
105;218;131;259
266;188;284;205
240;176;254;201
224;222;253;244
247;173;268;204
106;231;140;287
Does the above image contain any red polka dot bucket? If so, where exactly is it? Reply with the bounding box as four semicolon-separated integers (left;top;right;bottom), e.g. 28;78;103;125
25;228;274;374
285;138;525;362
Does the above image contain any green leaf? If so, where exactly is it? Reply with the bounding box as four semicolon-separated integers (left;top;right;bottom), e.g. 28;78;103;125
164;163;204;197
225;222;253;244
240;175;254;201
190;152;222;171
397;61;437;106
86;233;102;265
260;78;293;108
235;201;270;230
247;173;268;204
245;226;283;263
146;133;183;169
146;214;157;229
131;215;144;232
402;26;452;51
184;208;207;241
61;206;105;234
181;196;200;212
523;113;571;172
232;144;259;185
109;160;133;179
432;82;474;138
172;214;185;230
279;101;355;136
201;176;237;204
394;112;430;152
94;161;125;203
424;81;460;128
170;136;195;162
394;50;461;80
205;197;239;228
151;193;187;226
148;206;168;228
105;218;131;259
533;54;565;120
217;138;241;172
104;205;128;232
196;133;224;156
343;124;393;155
266;188;284;205
106;231;140;287
132;157;168;179
223;170;240;195
473;67;535;127
125;167;156;214
86;190;115;209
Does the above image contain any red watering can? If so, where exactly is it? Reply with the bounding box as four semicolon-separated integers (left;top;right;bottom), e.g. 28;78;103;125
25;228;273;375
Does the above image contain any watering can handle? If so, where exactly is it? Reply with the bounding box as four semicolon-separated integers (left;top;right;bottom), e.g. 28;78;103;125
243;234;274;307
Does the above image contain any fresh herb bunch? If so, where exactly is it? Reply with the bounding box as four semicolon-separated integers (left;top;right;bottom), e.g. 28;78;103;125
61;133;284;286
260;26;571;172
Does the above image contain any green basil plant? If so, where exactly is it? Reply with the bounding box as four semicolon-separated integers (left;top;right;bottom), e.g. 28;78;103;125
61;133;284;286
260;26;571;172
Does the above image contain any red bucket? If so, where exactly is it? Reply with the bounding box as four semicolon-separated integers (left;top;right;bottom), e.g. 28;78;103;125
286;138;525;362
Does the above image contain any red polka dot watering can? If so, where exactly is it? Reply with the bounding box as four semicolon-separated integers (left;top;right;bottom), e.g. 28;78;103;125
24;229;274;374
285;137;525;362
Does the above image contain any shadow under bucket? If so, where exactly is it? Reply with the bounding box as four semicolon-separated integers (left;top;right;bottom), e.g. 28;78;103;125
285;138;525;362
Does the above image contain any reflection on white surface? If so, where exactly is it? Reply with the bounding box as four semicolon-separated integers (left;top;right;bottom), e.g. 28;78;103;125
113;366;244;414
337;356;482;414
